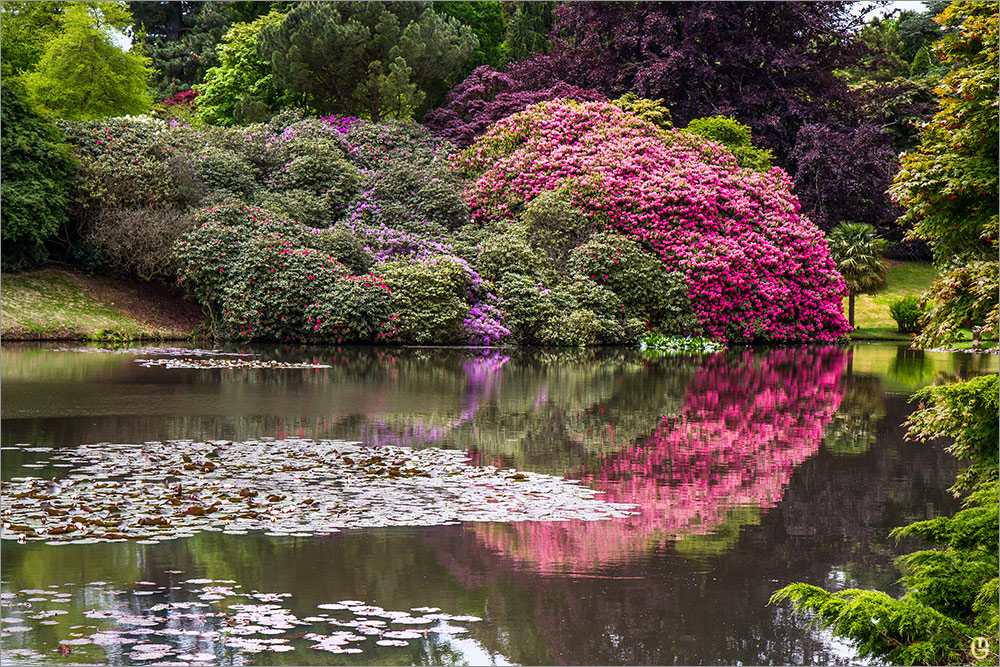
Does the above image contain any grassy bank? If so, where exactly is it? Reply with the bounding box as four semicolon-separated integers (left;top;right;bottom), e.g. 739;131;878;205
1;268;206;341
848;261;936;341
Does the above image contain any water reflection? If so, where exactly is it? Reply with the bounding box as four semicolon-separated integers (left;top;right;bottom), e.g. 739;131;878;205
2;342;996;665
469;347;848;571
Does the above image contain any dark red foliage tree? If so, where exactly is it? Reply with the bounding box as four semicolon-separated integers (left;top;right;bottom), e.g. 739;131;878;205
535;1;907;238
423;56;604;148
790;122;901;237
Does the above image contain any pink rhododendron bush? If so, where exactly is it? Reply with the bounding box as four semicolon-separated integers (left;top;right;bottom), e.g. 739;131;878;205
457;100;851;342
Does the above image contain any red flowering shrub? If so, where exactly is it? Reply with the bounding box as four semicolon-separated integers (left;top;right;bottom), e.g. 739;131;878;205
162;89;199;108
458;100;850;342
173;203;394;342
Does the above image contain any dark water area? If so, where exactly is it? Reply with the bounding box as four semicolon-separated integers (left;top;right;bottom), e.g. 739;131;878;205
2;342;997;665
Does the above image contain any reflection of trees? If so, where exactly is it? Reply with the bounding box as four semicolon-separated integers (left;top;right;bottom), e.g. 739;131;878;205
822;359;885;457
424;395;960;665
471;347;848;571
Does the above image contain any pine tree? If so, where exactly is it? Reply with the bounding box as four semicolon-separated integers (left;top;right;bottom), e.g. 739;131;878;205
257;1;477;121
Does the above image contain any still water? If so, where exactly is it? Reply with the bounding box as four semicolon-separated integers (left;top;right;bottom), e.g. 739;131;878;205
2;343;997;665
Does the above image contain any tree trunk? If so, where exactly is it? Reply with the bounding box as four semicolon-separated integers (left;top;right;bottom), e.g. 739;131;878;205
167;2;183;41
848;293;855;328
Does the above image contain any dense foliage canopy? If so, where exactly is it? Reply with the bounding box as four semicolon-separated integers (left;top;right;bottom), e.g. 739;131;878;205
889;1;999;346
0;81;77;272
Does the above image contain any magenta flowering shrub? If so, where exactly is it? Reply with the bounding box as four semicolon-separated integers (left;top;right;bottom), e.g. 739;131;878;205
458;100;850;342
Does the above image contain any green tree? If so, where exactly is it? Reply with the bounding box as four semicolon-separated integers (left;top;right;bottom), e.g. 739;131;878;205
0;1;66;78
503;1;556;62
772;374;999;667
826;222;888;328
1;80;78;272
129;1;230;100
432;1;506;70
258;1;477;121
684;115;774;171
889;1;999;346
24;3;153;120
910;44;933;77
196;10;290;126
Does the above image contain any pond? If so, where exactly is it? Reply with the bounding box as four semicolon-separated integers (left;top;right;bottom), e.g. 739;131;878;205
2;342;997;666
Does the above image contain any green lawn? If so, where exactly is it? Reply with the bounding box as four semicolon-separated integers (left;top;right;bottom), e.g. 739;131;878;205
1;269;198;340
848;261;937;340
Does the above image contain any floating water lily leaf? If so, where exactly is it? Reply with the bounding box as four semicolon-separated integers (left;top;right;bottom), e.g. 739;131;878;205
1;438;635;544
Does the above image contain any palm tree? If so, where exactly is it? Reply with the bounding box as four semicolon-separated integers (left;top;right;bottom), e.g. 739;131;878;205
826;223;889;328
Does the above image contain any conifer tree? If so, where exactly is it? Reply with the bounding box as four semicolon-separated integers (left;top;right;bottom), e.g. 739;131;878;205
258;1;476;120
25;3;152;120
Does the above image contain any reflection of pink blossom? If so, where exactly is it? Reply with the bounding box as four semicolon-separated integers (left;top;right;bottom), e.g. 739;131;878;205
472;346;847;572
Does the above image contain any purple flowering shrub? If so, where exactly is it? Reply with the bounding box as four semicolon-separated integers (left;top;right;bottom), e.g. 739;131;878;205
458;100;851;342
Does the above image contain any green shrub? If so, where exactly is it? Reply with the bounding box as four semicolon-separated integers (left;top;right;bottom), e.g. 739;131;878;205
194;146;257;199
889;294;924;334
496;273;643;346
684;115;773;171
378;258;473;344
496;274;567;344
611;93;673;130
1;80;77;272
568;232;701;333
260;136;359;227
311;229;375;276
466;228;540;284
523;188;597;267
255;189;339;229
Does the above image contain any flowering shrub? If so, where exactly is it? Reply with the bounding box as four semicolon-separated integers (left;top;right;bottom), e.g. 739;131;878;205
61;119;203;212
173;203;394;343
459;100;850;342
303;276;396;344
